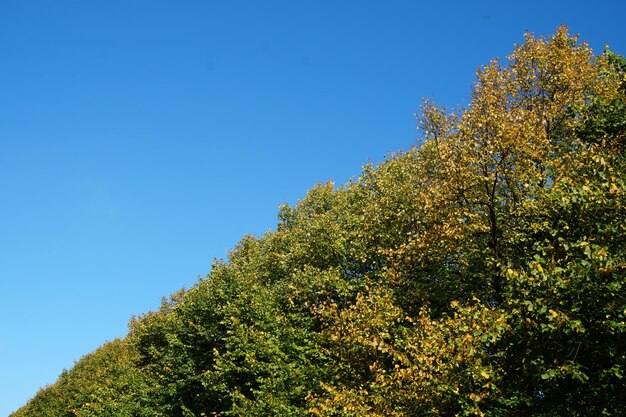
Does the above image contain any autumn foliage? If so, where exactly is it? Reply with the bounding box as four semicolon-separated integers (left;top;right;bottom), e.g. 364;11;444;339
12;27;626;416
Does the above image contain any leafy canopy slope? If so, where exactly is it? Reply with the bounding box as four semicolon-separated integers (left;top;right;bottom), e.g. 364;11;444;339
12;27;626;416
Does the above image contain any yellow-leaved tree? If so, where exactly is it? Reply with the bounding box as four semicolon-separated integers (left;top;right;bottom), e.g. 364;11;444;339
309;26;625;416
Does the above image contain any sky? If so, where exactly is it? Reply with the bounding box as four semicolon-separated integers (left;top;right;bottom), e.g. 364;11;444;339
1;0;624;414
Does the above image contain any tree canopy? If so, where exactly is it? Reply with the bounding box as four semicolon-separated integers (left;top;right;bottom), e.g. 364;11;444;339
12;27;626;416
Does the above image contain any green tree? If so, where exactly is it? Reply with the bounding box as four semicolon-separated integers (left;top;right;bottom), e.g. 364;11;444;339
13;27;626;417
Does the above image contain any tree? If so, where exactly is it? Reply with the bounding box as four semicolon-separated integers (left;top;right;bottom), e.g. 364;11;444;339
13;27;626;417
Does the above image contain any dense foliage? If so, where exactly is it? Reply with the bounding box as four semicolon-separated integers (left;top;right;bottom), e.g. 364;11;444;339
13;27;626;416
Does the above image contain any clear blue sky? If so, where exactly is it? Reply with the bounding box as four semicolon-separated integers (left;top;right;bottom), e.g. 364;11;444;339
1;0;624;414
